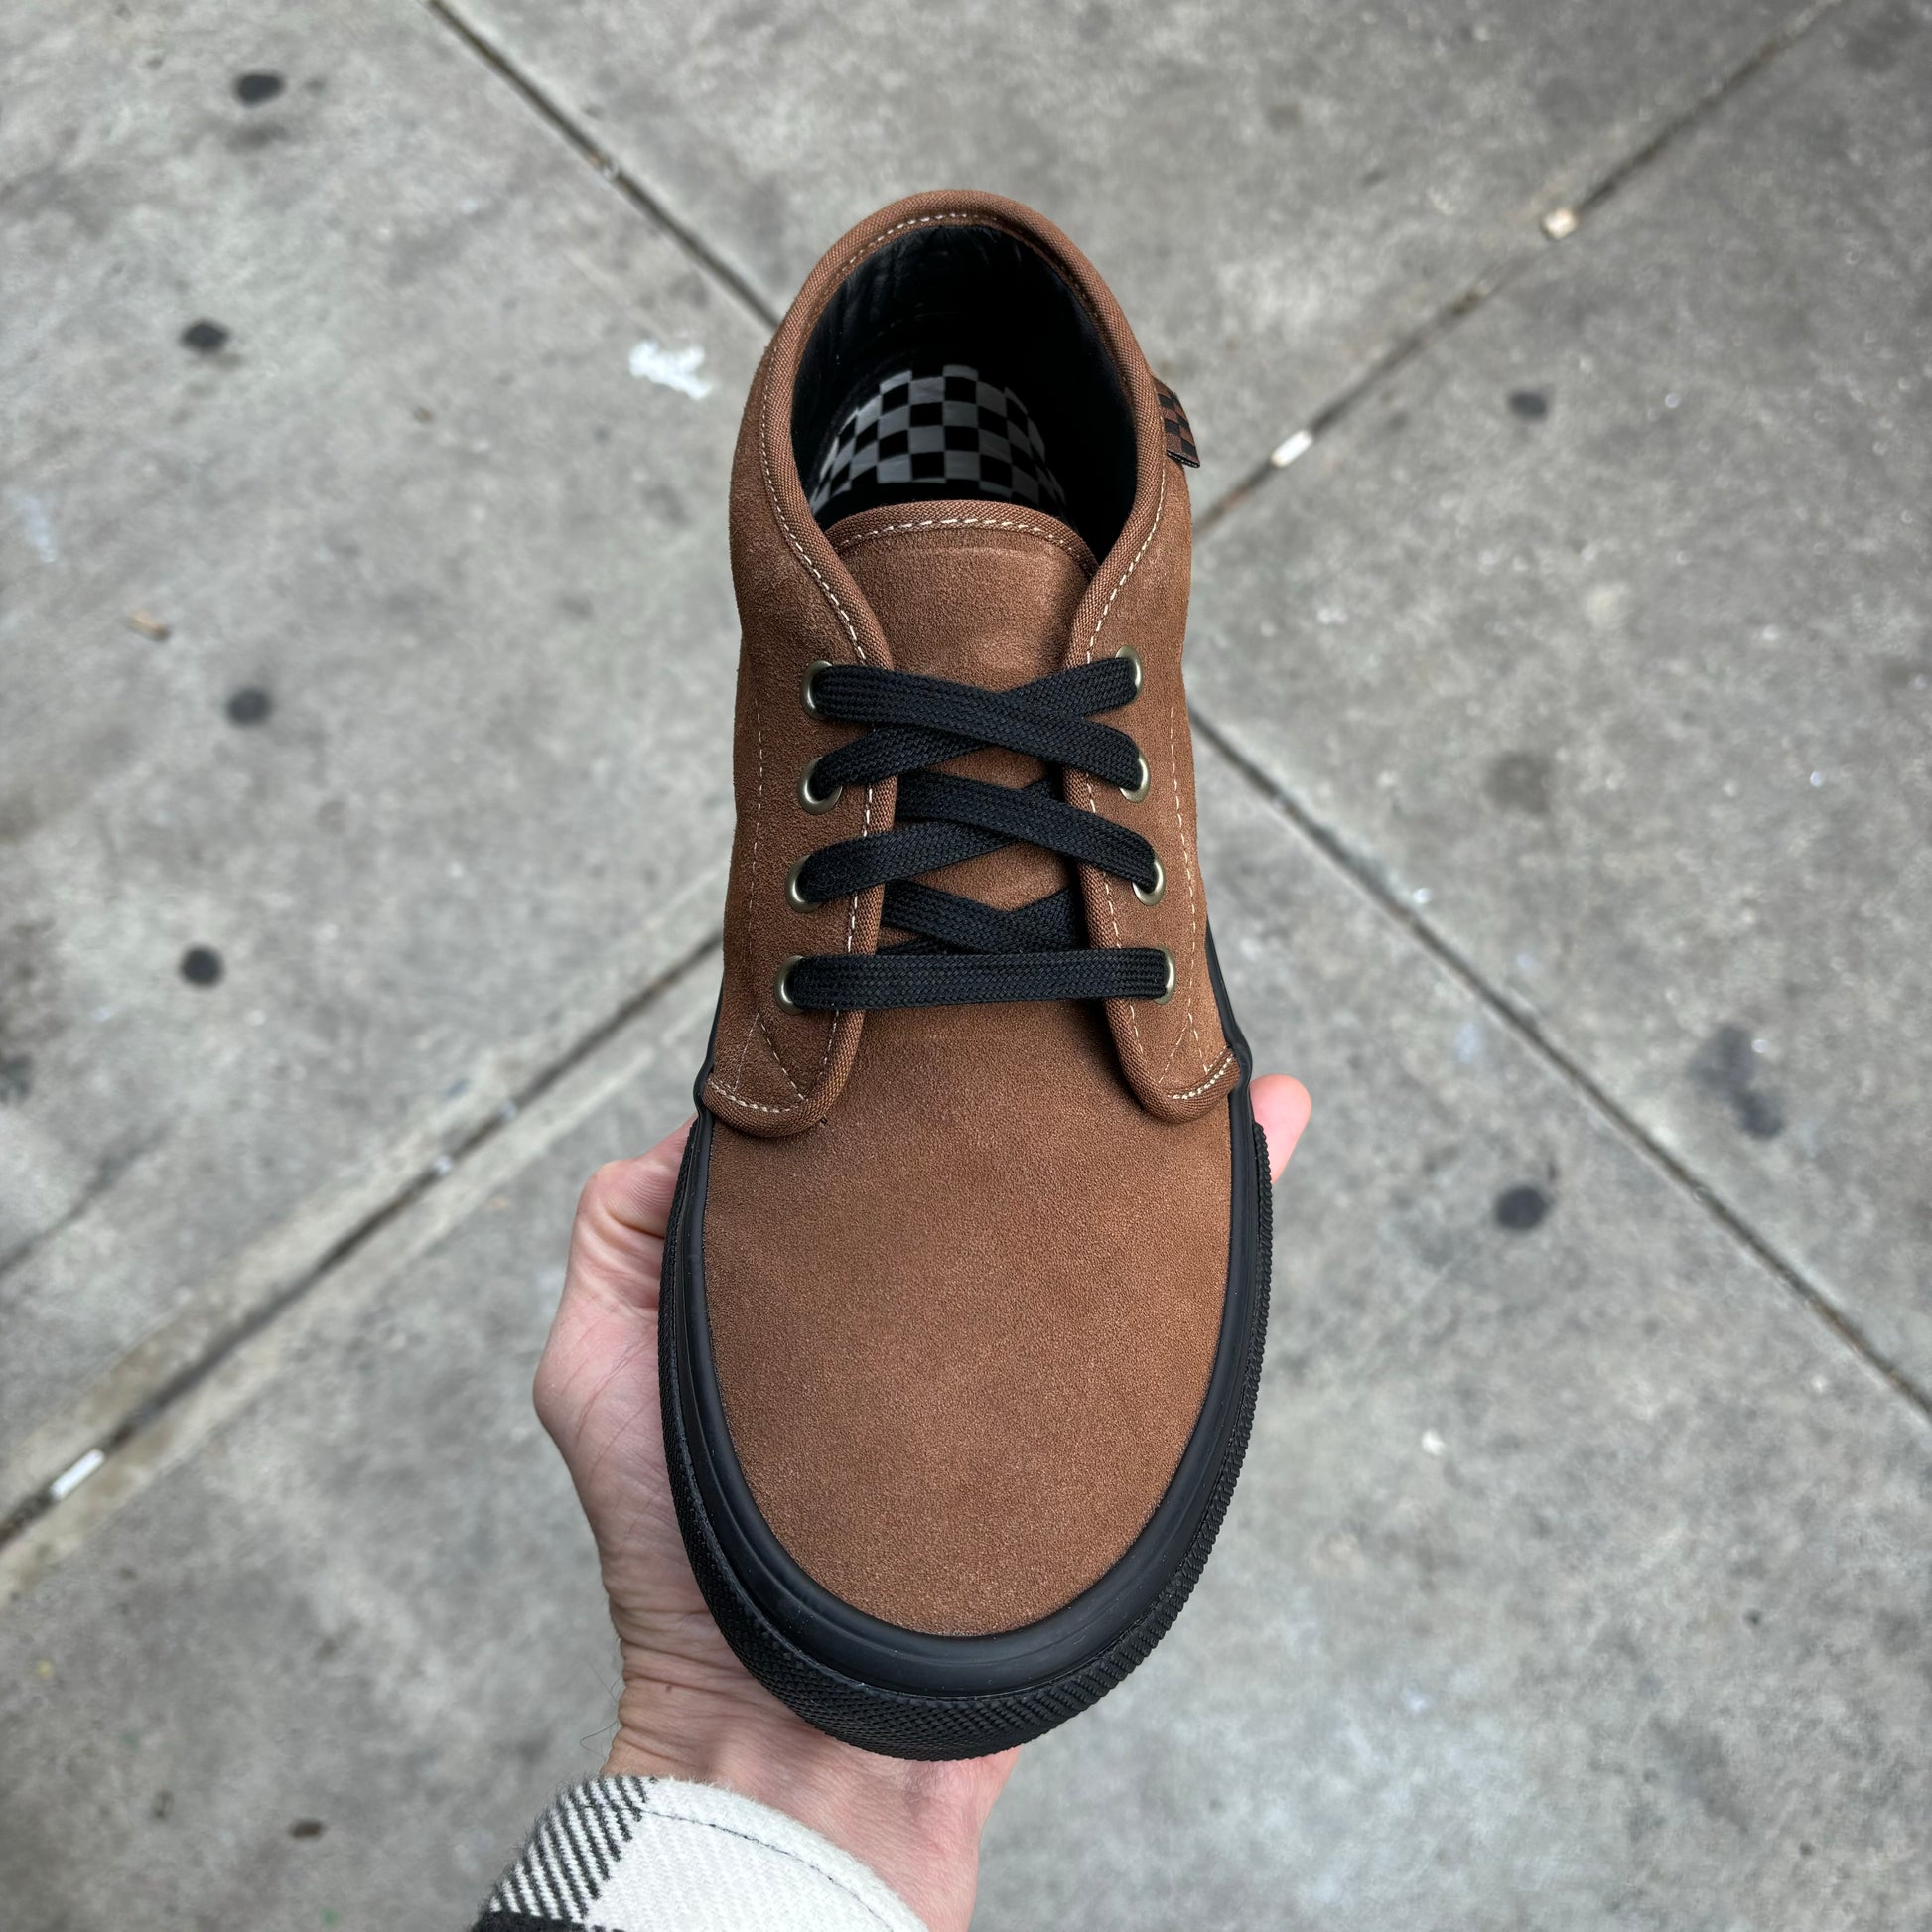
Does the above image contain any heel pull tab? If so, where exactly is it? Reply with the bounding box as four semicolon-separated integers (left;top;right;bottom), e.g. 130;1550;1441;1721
1154;379;1199;469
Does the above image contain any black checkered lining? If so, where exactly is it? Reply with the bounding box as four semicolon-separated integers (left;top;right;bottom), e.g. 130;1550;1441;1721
808;363;1067;520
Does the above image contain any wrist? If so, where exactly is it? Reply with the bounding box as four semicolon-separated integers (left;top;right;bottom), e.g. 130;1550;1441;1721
602;1671;1000;1932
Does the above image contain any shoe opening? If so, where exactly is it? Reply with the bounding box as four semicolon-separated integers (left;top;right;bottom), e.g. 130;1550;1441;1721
792;223;1137;558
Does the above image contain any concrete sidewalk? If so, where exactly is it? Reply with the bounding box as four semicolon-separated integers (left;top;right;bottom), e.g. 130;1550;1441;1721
3;1;1927;1926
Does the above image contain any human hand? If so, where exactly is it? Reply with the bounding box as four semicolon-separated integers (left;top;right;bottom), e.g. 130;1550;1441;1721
534;1073;1310;1932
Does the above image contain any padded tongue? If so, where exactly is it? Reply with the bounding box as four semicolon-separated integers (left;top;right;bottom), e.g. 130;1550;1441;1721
825;501;1095;682
824;500;1098;916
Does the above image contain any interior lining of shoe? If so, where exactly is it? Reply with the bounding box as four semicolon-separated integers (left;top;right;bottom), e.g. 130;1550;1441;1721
793;224;1136;558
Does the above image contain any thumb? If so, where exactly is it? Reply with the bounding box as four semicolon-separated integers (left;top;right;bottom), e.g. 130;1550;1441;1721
533;1118;692;1441
562;1119;696;1314
1251;1075;1311;1184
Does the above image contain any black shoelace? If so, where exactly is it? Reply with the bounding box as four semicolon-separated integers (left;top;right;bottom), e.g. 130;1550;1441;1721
776;654;1175;1013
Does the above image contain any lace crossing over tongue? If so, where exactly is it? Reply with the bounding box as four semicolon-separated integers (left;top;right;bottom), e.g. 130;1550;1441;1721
826;503;1098;923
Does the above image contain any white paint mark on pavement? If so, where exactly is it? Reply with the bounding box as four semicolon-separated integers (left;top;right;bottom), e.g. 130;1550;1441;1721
1270;428;1313;469
50;1449;106;1501
629;340;714;399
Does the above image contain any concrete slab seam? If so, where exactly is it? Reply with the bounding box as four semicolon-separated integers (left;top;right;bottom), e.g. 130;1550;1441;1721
418;0;781;330
1197;0;1855;537
1188;713;1932;1433
0;929;723;1576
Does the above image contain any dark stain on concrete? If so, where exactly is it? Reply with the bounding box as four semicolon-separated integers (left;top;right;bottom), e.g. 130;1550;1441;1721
1485;750;1554;815
1872;1608;1922;1660
1508;389;1550;420
226;687;273;726
1494;1184;1551;1231
1624;1798;1664;1845
1536;75;1591;126
0;788;41;844
1;917;61;1062
1878;652;1930;698
226;122;291;155
1691;1025;1785;1140
0;141;127;242
1845;1;1918;72
1651;1718;1749;1832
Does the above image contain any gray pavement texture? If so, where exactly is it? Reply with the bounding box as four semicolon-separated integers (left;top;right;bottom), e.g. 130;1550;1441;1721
1;0;1926;1927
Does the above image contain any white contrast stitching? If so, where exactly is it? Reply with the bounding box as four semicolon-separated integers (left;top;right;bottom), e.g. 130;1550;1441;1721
1167;1048;1236;1101
724;688;768;1100
709;1077;822;1116
729;1012;759;1096
844;784;873;956
831;210;978;276
833;515;1092;568
754;1011;808;1102
1082;467;1167;668
759;358;863;657
1070;469;1229;1103
1077;469;1168;1062
741;352;876;1111
1160;687;1210;1083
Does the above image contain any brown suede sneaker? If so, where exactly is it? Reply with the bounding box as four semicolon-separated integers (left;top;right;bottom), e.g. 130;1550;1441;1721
660;190;1270;1759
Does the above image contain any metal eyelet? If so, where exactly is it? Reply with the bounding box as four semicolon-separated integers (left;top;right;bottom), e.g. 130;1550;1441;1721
1134;856;1166;907
1115;644;1143;698
773;955;806;1012
798;757;844;813
785;858;820;911
1120;754;1151;803
1154;946;1176;1004
800;660;833;717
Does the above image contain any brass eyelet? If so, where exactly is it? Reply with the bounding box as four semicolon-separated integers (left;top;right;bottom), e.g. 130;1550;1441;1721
785;858;820;911
1115;644;1143;698
800;659;833;717
1120;754;1151;803
798;757;844;813
1134;856;1166;907
773;955;806;1013
1154;946;1176;1004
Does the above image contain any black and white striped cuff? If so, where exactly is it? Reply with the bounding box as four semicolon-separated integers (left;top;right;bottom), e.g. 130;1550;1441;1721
476;1775;928;1932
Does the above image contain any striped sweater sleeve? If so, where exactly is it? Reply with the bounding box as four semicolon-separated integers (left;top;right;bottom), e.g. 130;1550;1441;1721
475;1776;929;1932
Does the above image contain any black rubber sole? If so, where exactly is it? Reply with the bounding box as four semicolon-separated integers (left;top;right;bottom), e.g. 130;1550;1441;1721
659;931;1272;1759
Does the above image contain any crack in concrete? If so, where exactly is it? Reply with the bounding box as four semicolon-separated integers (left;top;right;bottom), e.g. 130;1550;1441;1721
1199;0;1853;536
0;1134;158;1286
420;0;781;332
1190;713;1932;1429
1176;0;1927;1425
1558;0;1851;230
0;930;720;1559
